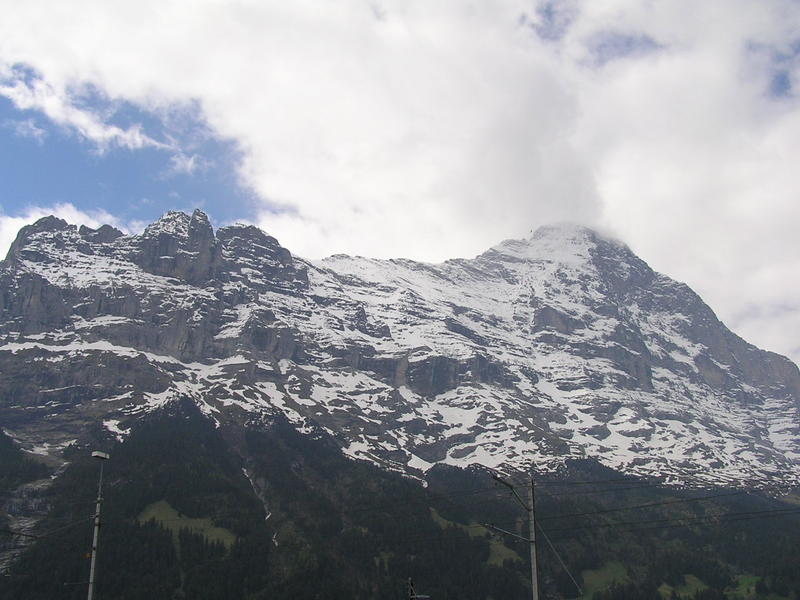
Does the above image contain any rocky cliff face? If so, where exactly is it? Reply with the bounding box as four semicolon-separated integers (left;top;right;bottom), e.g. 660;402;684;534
0;211;798;486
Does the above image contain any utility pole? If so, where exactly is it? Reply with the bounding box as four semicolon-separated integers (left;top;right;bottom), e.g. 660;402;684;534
527;476;539;600
87;451;110;600
489;473;539;600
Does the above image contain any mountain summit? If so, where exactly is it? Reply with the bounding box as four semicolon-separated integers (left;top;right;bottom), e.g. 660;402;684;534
0;211;797;485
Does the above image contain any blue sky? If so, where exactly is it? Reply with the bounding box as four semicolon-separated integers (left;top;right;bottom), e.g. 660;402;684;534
0;93;256;232
0;0;798;363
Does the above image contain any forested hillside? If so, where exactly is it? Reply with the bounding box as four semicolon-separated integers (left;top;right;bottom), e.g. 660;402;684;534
1;403;799;599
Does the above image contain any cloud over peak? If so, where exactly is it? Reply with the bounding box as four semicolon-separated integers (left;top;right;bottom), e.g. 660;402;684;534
0;0;798;362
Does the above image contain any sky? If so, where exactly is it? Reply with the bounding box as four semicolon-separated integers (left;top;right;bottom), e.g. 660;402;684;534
0;0;798;364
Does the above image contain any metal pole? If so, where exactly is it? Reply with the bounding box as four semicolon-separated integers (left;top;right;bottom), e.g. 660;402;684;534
528;475;539;600
87;452;109;600
491;471;539;600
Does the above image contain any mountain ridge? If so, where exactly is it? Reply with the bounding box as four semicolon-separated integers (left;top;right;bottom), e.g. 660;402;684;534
0;209;797;488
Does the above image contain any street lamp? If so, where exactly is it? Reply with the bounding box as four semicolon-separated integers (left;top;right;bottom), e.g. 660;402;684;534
87;451;109;600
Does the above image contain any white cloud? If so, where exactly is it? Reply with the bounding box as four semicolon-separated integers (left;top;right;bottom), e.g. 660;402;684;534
0;0;798;362
562;1;800;364
165;151;207;176
167;153;197;175
0;72;165;151
3;117;47;143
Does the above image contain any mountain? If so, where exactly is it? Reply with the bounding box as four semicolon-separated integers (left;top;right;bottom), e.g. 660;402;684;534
0;210;798;487
2;209;800;599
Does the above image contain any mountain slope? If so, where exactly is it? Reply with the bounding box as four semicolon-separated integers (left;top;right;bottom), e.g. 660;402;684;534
0;210;798;487
2;405;800;600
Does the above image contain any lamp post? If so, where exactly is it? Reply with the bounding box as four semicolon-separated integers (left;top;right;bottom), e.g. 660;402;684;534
87;451;109;600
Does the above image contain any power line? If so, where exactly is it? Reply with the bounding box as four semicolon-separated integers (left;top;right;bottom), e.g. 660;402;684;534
538;479;791;498
509;474;798;493
348;478;685;515
536;522;582;597
390;504;800;547
538;489;750;521
461;487;792;528
40;517;94;539
544;506;800;535
540;482;671;497
539;508;800;540
0;529;40;539
347;485;503;513
606;507;800;534
0;516;93;541
267;472;797;517
509;476;663;487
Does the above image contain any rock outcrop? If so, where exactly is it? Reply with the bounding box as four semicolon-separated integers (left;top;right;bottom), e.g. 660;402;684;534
0;212;798;486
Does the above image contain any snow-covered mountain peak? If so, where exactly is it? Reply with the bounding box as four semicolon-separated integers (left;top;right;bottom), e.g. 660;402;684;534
142;209;213;240
480;223;622;271
143;210;193;237
5;216;73;261
1;213;798;487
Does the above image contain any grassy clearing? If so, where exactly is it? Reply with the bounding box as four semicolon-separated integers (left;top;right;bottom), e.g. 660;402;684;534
779;492;800;506
658;583;675;598
658;574;708;598
373;551;394;570
581;561;629;599
137;499;237;549
429;507;522;567
678;574;708;596
487;538;521;567
727;574;793;600
725;574;793;600
733;574;760;598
